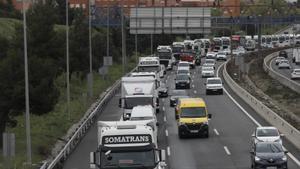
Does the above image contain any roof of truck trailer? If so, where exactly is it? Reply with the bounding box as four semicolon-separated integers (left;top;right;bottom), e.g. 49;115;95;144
122;76;155;82
179;98;206;107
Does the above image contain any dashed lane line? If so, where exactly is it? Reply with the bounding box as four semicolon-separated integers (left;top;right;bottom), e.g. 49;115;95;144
213;128;220;136
224;146;231;155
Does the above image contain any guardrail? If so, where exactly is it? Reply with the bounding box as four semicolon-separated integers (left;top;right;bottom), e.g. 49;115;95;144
42;68;136;169
223;60;300;150
263;50;300;94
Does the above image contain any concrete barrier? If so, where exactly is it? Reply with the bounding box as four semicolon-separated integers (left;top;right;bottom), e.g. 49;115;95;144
223;61;300;150
263;50;300;94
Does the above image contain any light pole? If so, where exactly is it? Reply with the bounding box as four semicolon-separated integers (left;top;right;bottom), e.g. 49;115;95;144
66;0;71;121
22;0;32;165
135;0;138;63
121;0;126;75
88;0;93;99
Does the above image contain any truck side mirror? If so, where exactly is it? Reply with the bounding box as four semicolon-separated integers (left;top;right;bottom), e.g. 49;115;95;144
119;98;122;108
90;152;97;169
208;114;212;119
160;149;166;161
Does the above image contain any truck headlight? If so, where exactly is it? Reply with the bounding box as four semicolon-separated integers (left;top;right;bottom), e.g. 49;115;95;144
178;122;185;126
203;121;209;125
255;156;260;161
282;156;287;161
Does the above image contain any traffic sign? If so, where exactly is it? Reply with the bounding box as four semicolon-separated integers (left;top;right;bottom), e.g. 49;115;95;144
103;56;113;66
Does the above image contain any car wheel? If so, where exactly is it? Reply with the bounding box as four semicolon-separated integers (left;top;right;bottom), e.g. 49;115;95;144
178;129;184;139
220;90;223;95
206;90;209;95
205;130;209;138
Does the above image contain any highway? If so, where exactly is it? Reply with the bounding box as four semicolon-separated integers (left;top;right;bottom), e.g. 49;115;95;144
270;49;300;84
63;58;300;169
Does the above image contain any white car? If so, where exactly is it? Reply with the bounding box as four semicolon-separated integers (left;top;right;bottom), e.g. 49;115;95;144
291;69;300;79
216;52;227;61
223;48;231;55
203;59;216;67
177;66;190;76
205;77;223;95
278;60;291;69
275;57;286;65
252;126;283;145
178;61;190;69
206;52;217;59
201;66;215;78
130;105;158;142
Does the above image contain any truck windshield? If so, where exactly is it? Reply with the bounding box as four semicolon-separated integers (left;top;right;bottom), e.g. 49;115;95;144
125;97;153;109
101;150;156;169
138;66;159;72
181;107;206;118
172;46;183;53
158;52;171;59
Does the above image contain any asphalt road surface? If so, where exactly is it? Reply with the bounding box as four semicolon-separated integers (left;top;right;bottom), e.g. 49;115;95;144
63;58;300;169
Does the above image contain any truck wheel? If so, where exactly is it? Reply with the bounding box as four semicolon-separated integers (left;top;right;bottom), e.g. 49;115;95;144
205;130;209;138
178;130;184;139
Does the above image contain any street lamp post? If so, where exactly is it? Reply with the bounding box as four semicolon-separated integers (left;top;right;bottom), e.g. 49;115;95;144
22;0;32;166
66;0;71;121
88;0;93;99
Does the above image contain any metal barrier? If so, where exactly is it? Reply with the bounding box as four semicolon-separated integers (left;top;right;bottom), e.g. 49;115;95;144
263;50;300;94
223;60;300;149
43;68;136;169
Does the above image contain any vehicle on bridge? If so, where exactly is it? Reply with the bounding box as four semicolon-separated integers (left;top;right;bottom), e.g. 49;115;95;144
89;121;167;169
175;74;191;89
278;60;291;69
119;76;158;120
245;39;256;51
176;98;212;138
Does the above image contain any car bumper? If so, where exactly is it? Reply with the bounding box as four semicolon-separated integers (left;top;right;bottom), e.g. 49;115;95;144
178;124;209;136
159;91;168;97
206;88;223;94
176;83;190;89
254;160;287;169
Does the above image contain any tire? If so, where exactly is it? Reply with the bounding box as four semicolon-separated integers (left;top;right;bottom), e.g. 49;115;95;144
206;90;209;95
205;131;209;138
178;129;184;139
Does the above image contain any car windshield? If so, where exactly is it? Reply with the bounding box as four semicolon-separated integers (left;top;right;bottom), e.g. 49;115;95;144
207;79;222;84
181;107;207;118
101;150;155;168
178;70;189;74
176;74;189;80
280;60;289;63
256;128;279;137
218;52;226;55
178;63;189;67
130;116;153;121
255;143;283;153
138;66;160;72
205;60;214;64
125;97;153;109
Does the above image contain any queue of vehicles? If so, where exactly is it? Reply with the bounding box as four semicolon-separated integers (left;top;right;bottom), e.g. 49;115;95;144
89;36;292;169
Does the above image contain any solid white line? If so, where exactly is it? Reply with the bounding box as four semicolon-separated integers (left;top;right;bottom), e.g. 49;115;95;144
213;128;220;136
165;130;169;137
164;116;167;122
162;106;165;111
217;62;300;166
167;146;171;156
224;146;231;155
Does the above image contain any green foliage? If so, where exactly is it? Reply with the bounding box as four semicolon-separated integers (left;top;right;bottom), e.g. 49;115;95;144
0;18;21;40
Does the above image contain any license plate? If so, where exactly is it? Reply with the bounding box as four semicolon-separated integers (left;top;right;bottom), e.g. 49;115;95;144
266;167;277;169
190;130;198;133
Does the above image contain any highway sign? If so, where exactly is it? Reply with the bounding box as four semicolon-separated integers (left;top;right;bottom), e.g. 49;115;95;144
103;56;113;66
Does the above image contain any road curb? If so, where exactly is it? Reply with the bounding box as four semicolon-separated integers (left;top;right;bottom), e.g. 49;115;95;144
223;60;300;150
263;50;300;94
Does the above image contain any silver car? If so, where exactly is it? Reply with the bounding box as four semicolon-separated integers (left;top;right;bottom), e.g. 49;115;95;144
291;69;300;79
201;66;215;78
278;60;291;69
275;57;285;65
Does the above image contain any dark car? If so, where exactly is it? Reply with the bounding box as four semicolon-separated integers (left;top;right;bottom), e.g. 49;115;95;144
250;142;288;169
279;50;288;58
158;82;168;98
195;55;201;65
169;90;188;107
175;74;191;89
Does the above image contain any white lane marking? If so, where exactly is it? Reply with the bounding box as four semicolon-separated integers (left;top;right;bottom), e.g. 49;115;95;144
217;62;300;166
224;146;231;155
167;146;171;156
213;128;220;136
192;84;195;88
194;71;196;74
162;98;165;102
162;106;165;111
164;116;167;122
194;90;197;94
166;79;168;83
165;130;169;137
192;79;194;82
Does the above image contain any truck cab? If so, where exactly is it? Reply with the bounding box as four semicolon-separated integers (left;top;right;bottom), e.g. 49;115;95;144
138;57;163;79
90;121;166;169
176;98;212;138
120;76;159;120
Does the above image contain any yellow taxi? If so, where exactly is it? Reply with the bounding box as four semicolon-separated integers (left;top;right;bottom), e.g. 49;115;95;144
176;98;211;138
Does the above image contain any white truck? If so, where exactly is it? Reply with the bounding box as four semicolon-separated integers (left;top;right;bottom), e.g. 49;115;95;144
156;46;173;70
292;48;300;65
89;121;167;169
130;72;160;89
137;57;163;78
120;76;159;120
245;39;256;51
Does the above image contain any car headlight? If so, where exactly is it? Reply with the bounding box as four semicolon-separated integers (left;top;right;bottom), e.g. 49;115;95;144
203;121;209;125
178;122;185;126
255;156;261;161
282;156;287;161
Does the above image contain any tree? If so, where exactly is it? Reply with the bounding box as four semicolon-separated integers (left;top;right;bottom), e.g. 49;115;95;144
0;36;9;59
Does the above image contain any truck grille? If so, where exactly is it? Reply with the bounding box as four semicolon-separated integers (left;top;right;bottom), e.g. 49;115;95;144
186;124;202;130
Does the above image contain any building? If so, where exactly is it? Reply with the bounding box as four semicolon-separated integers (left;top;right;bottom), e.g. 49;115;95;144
9;0;32;11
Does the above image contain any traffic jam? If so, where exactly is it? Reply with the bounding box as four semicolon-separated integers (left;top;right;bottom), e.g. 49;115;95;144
89;35;296;169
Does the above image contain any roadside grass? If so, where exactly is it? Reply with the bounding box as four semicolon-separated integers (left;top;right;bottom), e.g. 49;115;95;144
0;18;21;40
3;61;135;168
